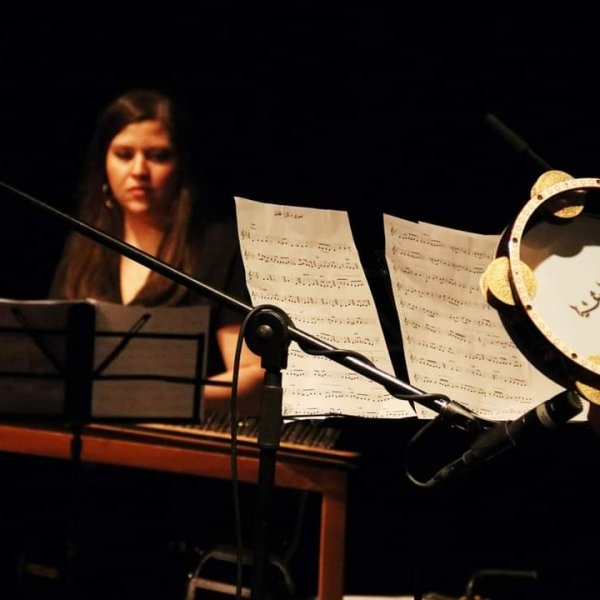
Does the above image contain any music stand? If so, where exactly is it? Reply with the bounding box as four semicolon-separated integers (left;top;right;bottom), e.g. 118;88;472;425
0;299;211;423
0;297;214;595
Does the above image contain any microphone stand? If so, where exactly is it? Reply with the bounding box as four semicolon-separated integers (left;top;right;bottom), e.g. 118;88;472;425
243;306;292;600
1;180;482;600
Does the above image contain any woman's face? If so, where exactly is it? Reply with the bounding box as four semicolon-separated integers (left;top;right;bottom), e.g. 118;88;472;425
105;119;179;222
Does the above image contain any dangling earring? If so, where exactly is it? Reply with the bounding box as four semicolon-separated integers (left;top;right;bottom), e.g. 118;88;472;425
102;183;114;209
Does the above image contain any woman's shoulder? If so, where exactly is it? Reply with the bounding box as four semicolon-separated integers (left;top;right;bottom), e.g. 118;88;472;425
183;214;248;308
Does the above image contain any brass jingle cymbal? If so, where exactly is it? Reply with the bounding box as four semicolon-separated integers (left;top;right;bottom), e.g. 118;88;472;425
576;356;600;405
530;170;585;220
480;256;536;307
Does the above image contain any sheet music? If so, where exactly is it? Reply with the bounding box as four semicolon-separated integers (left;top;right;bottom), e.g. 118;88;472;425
235;197;414;418
383;215;572;421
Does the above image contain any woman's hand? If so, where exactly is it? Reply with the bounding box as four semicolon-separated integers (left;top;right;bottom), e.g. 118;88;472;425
203;322;265;416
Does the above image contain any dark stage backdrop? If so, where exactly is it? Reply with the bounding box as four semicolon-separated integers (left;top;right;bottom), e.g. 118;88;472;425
2;7;600;299
1;6;600;599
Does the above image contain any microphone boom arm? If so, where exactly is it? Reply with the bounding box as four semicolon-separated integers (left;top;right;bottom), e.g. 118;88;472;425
0;179;477;425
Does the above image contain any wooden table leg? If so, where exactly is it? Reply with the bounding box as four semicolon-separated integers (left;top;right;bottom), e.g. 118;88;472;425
317;472;347;600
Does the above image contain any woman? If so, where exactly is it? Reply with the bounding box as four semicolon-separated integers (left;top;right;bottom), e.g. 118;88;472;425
51;89;264;416
26;90;269;597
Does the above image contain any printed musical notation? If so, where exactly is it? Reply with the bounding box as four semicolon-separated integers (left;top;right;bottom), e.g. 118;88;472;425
234;198;584;422
384;216;567;421
235;197;414;419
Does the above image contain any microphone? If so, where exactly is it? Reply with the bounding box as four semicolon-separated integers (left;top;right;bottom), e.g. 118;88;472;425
484;113;553;172
429;390;584;486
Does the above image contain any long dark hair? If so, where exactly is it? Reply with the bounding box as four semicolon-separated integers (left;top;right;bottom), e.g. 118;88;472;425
56;89;202;304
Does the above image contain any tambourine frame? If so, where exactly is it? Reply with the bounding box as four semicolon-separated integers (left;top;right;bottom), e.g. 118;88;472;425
504;176;600;389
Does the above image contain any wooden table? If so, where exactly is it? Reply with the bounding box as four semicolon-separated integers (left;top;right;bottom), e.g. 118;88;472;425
0;421;358;600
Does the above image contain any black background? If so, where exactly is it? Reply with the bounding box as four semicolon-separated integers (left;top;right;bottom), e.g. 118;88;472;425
2;6;600;599
3;6;600;298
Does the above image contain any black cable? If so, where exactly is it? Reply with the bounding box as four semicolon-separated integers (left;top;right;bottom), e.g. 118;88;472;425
403;412;493;488
403;418;447;488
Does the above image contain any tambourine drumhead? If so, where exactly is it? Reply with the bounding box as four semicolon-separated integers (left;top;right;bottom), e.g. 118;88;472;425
520;214;600;356
500;177;600;391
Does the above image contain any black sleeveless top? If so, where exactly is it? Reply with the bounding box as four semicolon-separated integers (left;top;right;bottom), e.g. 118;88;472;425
50;219;251;376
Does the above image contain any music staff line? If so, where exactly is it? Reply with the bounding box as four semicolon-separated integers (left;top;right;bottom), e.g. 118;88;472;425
408;354;527;383
402;314;498;332
246;271;364;288
411;373;532;403
390;246;488;274
243;251;361;271
252;291;372;308
403;325;523;355
392;265;477;289
388;227;493;260
240;228;351;252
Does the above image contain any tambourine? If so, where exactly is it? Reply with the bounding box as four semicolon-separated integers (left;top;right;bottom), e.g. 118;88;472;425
480;171;600;403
